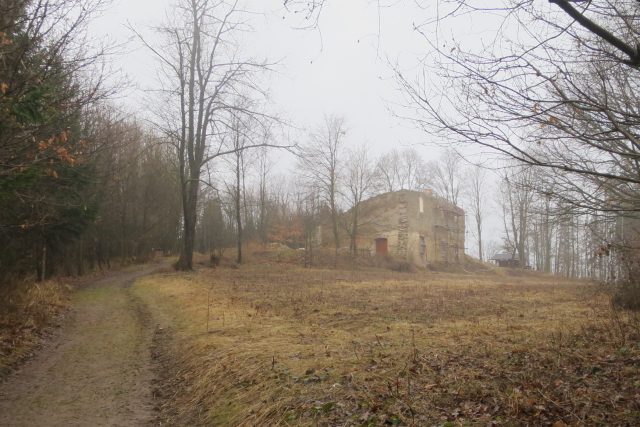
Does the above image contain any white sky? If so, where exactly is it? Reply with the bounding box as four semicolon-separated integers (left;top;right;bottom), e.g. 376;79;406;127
91;0;440;154
89;0;505;256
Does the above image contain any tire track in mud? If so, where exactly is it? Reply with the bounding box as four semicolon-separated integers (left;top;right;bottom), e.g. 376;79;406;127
0;265;166;427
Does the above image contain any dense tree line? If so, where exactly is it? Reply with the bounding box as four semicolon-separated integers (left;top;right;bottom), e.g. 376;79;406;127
496;165;617;280
0;0;106;283
0;1;182;285
3;0;634;293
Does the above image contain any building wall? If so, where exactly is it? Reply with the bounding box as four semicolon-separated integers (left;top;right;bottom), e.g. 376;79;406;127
356;190;465;265
355;191;406;256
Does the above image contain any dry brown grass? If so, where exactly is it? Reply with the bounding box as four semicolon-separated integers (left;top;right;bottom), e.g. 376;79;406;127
0;280;71;377
134;262;640;426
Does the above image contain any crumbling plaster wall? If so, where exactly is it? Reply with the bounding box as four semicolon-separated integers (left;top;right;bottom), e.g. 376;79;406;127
357;190;465;265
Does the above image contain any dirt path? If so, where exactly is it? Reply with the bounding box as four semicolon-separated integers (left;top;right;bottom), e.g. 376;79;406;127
0;265;163;427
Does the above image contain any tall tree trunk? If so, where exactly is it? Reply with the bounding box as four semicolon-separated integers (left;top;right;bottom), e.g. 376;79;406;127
331;194;339;258
120;199;126;266
350;208;359;256
517;202;528;268
476;211;483;261
543;200;552;273
176;5;200;272
236;151;243;264
177;178;199;270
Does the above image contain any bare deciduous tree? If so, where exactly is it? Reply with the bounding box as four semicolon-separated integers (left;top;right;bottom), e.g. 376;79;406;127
464;164;487;261
397;1;640;229
228;115;247;264
297;115;346;257
138;0;274;270
373;148;431;193
342;144;375;256
499;167;535;268
432;149;462;206
255;146;273;245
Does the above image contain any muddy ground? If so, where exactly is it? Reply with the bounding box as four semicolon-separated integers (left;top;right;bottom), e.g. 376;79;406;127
0;266;164;427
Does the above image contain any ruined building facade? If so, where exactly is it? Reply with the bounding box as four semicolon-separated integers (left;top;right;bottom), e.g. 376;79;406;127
355;190;465;266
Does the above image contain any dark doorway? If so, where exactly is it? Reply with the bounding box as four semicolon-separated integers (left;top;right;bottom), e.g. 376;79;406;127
375;238;388;256
419;236;426;257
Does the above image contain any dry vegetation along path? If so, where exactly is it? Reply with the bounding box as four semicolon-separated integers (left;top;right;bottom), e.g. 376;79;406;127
0;265;162;427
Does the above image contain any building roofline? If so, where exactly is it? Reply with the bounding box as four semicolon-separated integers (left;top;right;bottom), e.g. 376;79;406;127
359;189;464;214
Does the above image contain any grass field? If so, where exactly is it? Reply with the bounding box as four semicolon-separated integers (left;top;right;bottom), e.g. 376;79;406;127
134;261;640;426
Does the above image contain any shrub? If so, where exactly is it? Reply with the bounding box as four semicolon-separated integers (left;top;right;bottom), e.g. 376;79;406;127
389;260;416;273
612;255;640;311
0;280;70;377
612;280;640;311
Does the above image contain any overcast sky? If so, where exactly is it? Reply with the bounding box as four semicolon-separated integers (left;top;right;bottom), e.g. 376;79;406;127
91;1;441;152
89;0;504;254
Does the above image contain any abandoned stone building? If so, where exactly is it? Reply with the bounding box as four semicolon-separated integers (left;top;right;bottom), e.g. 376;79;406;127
353;189;465;266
